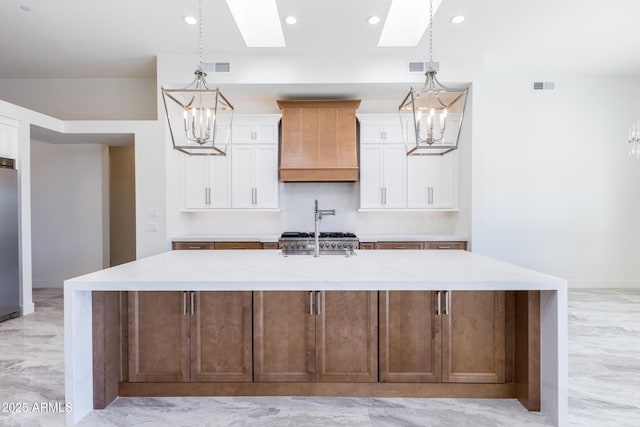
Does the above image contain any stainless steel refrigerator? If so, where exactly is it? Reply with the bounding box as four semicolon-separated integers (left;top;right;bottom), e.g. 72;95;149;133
0;157;19;321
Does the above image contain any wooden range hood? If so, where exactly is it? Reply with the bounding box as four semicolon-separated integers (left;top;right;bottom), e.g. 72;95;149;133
277;99;361;182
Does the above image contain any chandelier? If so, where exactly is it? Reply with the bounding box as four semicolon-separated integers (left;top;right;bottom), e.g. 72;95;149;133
630;122;640;158
399;0;468;156
161;0;234;156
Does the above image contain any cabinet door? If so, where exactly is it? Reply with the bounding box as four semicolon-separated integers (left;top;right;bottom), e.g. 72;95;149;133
254;118;279;144
407;156;429;208
232;119;255;144
231;145;254;208
442;291;506;383
382;145;407;208
379;291;441;382
429;151;457;209
253;291;316;382
209;155;231;208
360;145;384;208
191;291;252;382
316;291;378;383
128;291;189;382
253;145;278;208
184;156;210;209
359;119;385;144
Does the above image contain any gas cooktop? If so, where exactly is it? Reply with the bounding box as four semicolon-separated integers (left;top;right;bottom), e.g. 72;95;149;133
279;231;359;255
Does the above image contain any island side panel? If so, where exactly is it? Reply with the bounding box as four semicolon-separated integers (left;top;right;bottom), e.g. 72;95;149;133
91;291;121;409
64;288;94;426
540;287;568;427
515;291;541;411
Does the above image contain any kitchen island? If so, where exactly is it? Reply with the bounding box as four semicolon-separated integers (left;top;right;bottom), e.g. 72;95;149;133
64;249;567;426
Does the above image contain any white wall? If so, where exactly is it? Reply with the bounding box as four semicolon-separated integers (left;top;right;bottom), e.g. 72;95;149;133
30;140;107;287
0;78;157;120
472;71;640;287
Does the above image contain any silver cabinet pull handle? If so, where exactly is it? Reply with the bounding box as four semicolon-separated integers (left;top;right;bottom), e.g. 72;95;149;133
438;246;451;249
436;291;441;316
317;291;321;316
191;291;195;316
188;246;201;249
182;291;187;316
254;187;258;205
444;291;449;316
381;187;384;205
309;291;314;316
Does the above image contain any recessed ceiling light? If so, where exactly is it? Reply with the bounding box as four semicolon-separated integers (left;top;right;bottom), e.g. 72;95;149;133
19;5;32;12
366;16;381;25
450;14;465;24
284;16;297;25
182;15;197;25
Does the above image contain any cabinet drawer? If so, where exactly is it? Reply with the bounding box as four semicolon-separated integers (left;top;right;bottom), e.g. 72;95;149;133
215;242;263;250
359;242;376;250
425;241;467;251
172;242;215;250
261;242;279;250
376;241;423;250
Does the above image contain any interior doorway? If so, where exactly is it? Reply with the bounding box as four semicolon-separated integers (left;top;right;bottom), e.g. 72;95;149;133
109;145;136;266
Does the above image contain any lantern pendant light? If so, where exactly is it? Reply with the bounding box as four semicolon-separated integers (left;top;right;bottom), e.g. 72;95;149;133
399;0;468;156
161;0;234;156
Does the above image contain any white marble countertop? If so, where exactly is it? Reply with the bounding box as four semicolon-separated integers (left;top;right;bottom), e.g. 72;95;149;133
65;250;564;292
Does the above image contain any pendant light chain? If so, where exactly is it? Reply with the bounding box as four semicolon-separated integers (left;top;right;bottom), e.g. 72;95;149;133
198;0;203;67
428;0;433;65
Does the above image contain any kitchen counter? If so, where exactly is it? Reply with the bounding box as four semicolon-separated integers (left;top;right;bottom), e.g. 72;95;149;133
171;234;468;243
64;250;567;426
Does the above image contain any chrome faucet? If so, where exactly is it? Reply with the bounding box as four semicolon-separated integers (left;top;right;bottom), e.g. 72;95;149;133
314;199;335;257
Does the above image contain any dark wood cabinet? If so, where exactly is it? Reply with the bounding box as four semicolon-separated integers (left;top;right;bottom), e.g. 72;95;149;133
214;241;263;250
380;290;506;384
443;291;505;383
425;241;467;250
128;291;190;382
128;291;252;383
253;291;377;383
379;291;441;382
172;242;215;250
376;241;423;250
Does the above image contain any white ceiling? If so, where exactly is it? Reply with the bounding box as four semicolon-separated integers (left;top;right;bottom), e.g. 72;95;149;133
1;0;640;79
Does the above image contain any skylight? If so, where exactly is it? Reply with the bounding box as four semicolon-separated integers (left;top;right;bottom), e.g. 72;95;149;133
225;0;285;47
378;0;442;47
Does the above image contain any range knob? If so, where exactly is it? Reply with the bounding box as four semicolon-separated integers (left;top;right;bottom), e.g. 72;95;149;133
331;243;337;248
337;243;343;249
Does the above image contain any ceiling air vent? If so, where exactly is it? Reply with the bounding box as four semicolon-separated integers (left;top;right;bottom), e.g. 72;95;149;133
201;62;231;73
409;61;426;73
532;81;555;91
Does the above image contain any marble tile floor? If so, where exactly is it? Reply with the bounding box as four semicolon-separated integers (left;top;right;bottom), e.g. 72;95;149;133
0;288;638;427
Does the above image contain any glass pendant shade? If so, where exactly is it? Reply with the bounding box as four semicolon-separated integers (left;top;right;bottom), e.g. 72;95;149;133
162;69;234;156
399;69;469;156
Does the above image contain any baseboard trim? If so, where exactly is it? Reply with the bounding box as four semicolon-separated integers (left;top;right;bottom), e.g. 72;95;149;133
119;382;517;399
33;280;64;289
21;302;35;315
569;280;640;289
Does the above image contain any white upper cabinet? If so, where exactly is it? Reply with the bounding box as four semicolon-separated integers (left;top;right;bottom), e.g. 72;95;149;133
231;144;278;209
358;114;408;145
407;151;458;209
232;115;280;144
184;154;231;209
360;144;406;209
359;114;458;211
183;114;280;210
